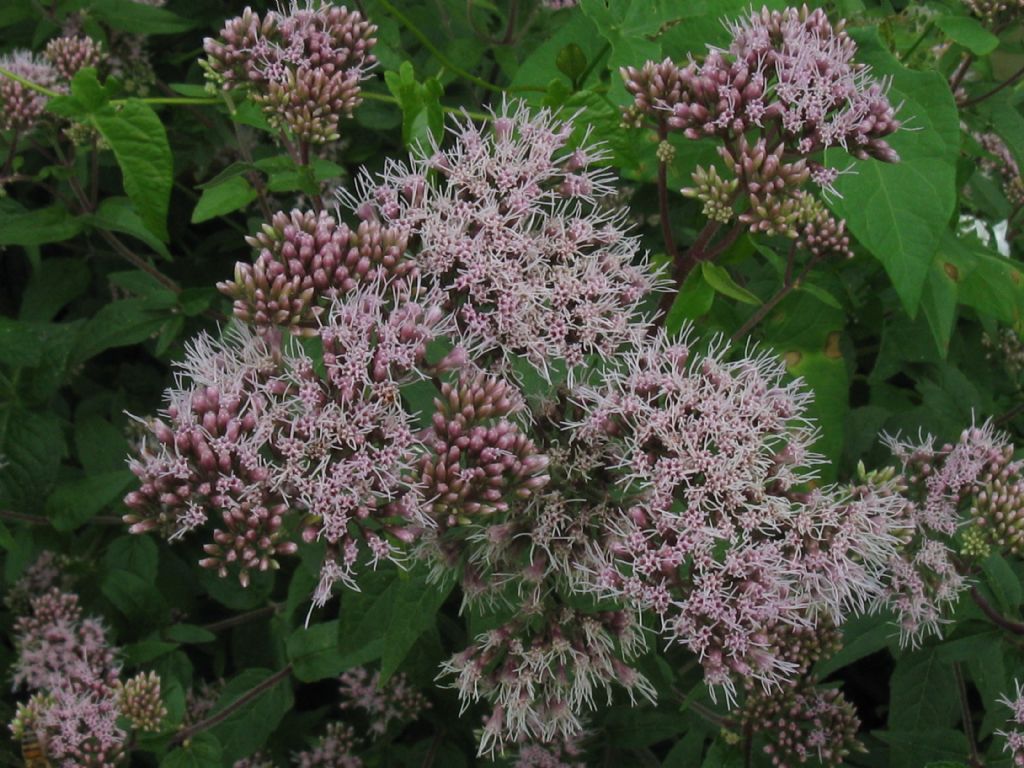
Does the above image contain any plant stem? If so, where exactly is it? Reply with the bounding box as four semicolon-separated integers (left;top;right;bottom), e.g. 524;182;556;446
949;53;975;93
954;662;983;768
961;63;1024;108
170;664;294;747
971;585;1024;635
902;21;934;61
0;66;60;97
730;245;818;342
656;121;680;265
0;509;122;526
201;603;280;633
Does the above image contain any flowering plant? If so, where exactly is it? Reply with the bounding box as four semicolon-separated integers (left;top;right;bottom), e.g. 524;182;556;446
1;1;1024;766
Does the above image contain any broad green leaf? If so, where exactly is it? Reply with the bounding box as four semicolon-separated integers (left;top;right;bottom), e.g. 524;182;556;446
921;256;959;356
104;534;159;581
209;668;293;763
94;197;172;260
19;257;90;322
72;297;174;364
666;269;715;334
798;282;842;310
287;620;345;681
888;646;959;732
200;568;275;611
0;317;82;401
160;734;223;768
816;613;894;678
0;205;86;246
191;175;258;223
101;568;169;623
74;414;130;474
556;43;588;87
89;0;197;34
935;15;1000;55
700;741;745;768
981;554;1022;613
828;29;959;315
164;624;216;644
0;407;65;515
701;262;761;305
92;100;174;242
878;730;970;768
785;347;848;474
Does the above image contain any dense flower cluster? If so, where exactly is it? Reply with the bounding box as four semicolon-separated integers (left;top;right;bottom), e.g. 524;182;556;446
203;1;377;144
7;585;166;767
983;327;1024;383
125;281;447;606
878;421;1024;642
976;131;1024;206
338;668;431;735
0;51;62;133
622;5;900;257
571;329;907;700
348;100;658;376
1000;679;1024;766
440;607;652;754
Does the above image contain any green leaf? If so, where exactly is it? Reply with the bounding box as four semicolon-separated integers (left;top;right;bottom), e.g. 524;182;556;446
72;297;174;364
878;730;970;768
384;61;444;148
816;613;893;678
888;646;959;732
700;262;761;305
92;100;174;242
827;29;959;315
981;554;1022;613
785;347;848;473
191;175;257;223
0;407;66;515
921;256;959;357
666;269;715;333
75;414;130;474
19;257;90;322
104;534;158;581
94;197;172;260
935;15;1000;55
0;205;86;246
556;43;588;87
699;741;745;768
287;620;345;681
101;568;169;623
336;564;454;680
209;668;293;764
88;0;197;34
164;624;216;644
160;733;223;768
797;282;842;310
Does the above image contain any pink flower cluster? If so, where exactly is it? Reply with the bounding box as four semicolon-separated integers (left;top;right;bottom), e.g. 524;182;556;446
8;586;166;767
623;6;901;161
878;421;1024;643
348;100;658;376
0;51;63;133
1001;680;1024;766
572;329;906;701
203;1;377;144
338;667;430;735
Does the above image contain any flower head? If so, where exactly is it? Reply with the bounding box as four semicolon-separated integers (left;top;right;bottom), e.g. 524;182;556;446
0;51;62;133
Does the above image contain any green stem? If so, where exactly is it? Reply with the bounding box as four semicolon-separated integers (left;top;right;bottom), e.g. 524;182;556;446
170;665;294;747
0;66;60;97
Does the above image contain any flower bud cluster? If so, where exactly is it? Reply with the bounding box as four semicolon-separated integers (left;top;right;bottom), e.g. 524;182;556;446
218;208;413;335
983;327;1024;382
43;35;104;81
623;6;901;161
203;1;377;144
115;671;167;733
964;0;1024;25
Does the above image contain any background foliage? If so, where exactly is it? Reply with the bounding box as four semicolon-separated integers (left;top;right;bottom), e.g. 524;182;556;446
1;0;1023;766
